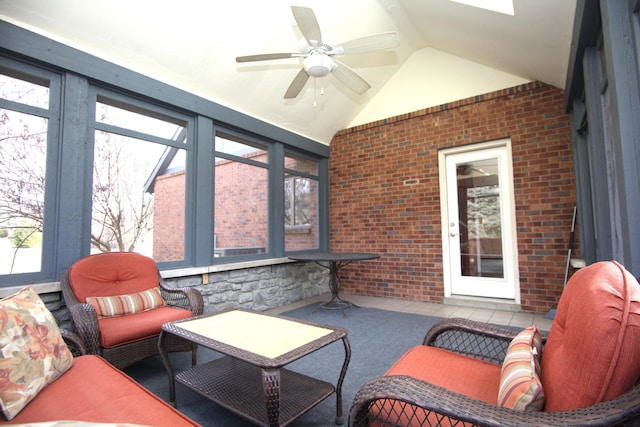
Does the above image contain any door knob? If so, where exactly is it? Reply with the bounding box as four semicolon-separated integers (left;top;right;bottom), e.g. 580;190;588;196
450;232;457;237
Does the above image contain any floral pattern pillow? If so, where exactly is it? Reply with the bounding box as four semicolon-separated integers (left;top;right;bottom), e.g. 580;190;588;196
0;286;74;420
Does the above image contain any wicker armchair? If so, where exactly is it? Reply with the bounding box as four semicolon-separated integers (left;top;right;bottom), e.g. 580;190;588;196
350;261;640;426
61;252;204;369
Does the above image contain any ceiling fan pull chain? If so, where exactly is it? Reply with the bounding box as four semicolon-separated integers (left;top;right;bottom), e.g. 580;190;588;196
313;78;317;108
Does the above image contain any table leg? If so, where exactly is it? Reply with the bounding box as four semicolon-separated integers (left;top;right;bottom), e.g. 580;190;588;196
157;330;176;406
262;368;281;427
313;261;359;314
335;335;352;425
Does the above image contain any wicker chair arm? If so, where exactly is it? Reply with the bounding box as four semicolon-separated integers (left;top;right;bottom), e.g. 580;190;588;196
60;328;87;357
349;375;640;427
423;318;524;364
159;278;204;316
67;303;102;355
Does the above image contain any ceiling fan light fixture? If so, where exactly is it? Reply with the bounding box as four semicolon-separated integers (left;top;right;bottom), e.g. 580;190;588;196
303;54;335;77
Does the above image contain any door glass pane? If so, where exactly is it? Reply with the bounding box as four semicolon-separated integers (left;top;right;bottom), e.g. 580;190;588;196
456;158;504;278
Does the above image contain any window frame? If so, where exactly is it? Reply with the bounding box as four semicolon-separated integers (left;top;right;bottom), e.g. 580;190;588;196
0;57;63;285
284;175;313;228
0;21;330;288
284;148;325;254
90;88;196;269
213;127;272;262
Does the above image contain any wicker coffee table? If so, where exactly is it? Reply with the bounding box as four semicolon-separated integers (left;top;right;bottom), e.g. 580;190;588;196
158;308;351;427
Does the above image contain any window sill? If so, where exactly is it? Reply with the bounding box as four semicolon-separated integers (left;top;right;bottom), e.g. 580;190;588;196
0;281;60;298
160;257;296;279
0;258;299;297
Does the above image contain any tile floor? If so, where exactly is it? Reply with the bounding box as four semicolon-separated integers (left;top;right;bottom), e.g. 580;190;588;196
268;293;554;331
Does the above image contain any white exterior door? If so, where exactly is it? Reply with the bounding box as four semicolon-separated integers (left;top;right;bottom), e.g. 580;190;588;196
439;140;519;301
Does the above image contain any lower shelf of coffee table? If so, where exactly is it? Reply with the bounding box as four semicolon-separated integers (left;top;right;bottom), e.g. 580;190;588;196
175;356;335;426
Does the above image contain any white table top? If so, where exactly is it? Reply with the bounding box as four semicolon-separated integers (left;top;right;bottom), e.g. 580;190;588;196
175;310;334;359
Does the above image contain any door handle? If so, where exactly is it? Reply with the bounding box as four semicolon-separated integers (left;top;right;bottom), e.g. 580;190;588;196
450;232;457;237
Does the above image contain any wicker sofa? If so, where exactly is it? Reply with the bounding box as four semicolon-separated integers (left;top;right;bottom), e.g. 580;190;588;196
349;261;640;426
0;286;199;426
4;350;200;426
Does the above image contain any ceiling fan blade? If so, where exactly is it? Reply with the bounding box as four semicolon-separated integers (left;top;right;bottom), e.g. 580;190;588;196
331;60;371;95
236;53;299;63
291;6;322;47
334;32;399;55
284;68;310;99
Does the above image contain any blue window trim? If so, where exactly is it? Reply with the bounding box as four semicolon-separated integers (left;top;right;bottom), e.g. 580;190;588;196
0;20;330;287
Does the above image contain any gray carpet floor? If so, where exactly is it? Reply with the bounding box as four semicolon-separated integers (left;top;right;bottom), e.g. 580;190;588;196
125;304;443;427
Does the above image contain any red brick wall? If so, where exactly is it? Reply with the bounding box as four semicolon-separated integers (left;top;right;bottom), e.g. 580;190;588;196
214;157;268;250
329;81;575;313
153;152;319;260
153;170;185;262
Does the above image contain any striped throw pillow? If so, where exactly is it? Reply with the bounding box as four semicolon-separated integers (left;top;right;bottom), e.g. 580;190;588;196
86;288;166;319
497;325;545;411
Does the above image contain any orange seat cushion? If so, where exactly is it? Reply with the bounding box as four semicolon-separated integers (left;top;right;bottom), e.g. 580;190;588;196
69;252;159;303
3;355;199;426
385;345;502;404
368;346;501;426
99;306;194;348
541;261;640;411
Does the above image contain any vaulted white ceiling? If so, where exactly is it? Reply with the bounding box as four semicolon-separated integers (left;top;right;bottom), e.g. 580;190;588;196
0;0;576;144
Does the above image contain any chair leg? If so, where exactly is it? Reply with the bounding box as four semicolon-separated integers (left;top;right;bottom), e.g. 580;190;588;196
191;344;197;367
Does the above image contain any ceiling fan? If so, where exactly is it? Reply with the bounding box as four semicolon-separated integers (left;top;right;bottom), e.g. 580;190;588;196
235;6;399;99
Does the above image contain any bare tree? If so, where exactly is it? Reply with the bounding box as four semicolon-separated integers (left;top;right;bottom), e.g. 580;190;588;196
91;130;154;252
0;106;47;273
1;74;156;273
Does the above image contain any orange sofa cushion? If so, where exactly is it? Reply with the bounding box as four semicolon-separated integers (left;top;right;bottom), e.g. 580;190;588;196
2;355;199;426
98;306;194;348
69;252;159;303
385;345;502;404
541;261;640;411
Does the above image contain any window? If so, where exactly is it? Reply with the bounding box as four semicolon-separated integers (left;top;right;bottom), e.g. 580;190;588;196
285;176;311;227
0;24;330;287
213;132;269;258
92;96;189;263
0;64;59;278
284;153;319;252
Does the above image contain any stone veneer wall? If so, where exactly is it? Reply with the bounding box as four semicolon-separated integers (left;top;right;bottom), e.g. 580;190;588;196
47;262;328;328
162;262;328;314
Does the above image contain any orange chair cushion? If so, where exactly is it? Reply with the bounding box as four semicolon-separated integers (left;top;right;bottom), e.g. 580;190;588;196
3;355;199;426
385;345;502;405
69;252;159;303
98;306;194;348
541;261;640;411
